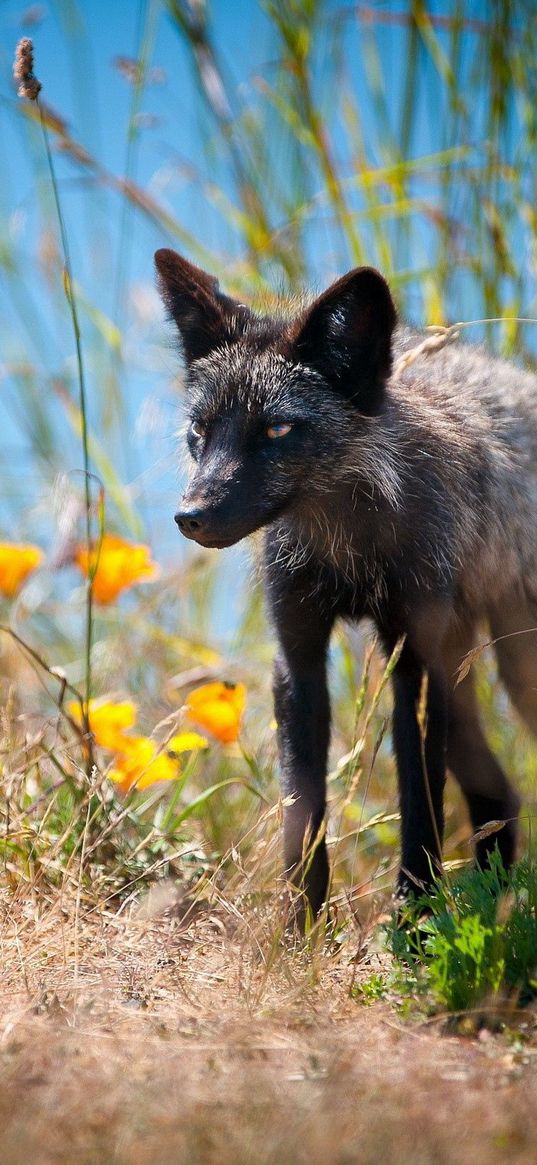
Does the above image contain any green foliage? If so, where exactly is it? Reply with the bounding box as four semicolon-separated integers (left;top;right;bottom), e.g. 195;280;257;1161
351;972;388;1004
389;850;537;1014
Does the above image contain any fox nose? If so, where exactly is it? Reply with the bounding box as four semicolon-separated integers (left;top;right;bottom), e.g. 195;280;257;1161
174;508;207;536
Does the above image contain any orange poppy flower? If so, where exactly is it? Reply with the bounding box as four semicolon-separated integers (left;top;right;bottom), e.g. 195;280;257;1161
184;681;246;744
74;533;158;605
0;543;43;598
67;698;137;751
109;730;208;794
108;736;178;792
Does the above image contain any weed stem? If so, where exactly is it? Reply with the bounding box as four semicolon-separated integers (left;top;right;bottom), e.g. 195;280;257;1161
37;97;94;776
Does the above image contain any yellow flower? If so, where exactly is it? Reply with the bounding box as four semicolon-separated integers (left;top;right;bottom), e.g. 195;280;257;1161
0;543;43;598
108;736;178;792
167;731;209;754
184;681;246;744
68;698;137;751
74;533;158;605
68;696;209;793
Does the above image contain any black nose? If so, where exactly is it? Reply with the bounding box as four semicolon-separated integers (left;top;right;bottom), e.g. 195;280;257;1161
174;508;206;536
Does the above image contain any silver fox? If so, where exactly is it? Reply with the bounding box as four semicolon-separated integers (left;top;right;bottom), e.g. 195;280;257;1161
156;247;537;919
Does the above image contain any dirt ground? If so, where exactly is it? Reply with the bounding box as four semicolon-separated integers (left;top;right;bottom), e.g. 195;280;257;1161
1;885;536;1165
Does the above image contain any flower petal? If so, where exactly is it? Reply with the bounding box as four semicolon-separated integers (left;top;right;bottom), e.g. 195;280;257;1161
108;735;179;792
184;681;246;743
167;731;209;754
74;533;159;604
68;698;138;751
0;543;43;598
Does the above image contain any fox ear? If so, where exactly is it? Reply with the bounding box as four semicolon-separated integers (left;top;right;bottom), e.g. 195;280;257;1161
155;249;247;364
290;267;397;410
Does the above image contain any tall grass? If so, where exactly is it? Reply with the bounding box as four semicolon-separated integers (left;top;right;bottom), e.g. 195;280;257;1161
1;0;537;944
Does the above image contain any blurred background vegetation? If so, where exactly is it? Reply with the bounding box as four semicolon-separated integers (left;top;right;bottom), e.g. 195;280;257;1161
0;0;536;918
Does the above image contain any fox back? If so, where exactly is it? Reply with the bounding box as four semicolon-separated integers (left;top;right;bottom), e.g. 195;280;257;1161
156;247;537;920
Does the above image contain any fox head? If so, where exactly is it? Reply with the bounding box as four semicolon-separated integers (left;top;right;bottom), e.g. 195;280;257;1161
155;248;397;549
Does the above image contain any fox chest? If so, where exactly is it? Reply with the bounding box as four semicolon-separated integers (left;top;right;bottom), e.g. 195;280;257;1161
270;527;452;632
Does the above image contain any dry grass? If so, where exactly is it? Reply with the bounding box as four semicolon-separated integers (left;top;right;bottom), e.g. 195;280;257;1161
1;877;537;1165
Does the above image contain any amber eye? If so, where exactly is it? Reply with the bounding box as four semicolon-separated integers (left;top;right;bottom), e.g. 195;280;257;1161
190;420;206;439
267;422;292;439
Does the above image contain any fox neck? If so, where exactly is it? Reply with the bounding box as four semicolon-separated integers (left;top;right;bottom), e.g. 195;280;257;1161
266;393;462;610
271;475;394;588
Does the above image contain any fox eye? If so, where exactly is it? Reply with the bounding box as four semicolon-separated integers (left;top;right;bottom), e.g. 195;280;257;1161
267;422;292;439
190;420;206;439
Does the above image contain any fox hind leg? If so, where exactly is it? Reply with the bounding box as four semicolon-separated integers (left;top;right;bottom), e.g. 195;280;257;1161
490;596;537;737
444;622;520;871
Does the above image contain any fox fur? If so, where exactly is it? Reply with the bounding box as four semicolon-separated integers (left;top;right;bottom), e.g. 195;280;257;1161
155;246;537;919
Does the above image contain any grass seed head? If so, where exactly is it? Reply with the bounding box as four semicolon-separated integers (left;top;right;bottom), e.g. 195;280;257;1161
13;37;42;100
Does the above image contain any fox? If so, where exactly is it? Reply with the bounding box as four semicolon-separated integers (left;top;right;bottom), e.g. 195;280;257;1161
155;246;537;921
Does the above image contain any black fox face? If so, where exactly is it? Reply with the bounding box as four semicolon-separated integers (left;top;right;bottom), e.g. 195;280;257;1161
175;347;358;548
155;249;397;548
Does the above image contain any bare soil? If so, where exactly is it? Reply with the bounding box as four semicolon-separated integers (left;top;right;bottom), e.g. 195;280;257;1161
1;885;536;1165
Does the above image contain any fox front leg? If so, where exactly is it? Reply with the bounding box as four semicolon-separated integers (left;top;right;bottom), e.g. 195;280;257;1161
273;648;332;922
266;556;335;924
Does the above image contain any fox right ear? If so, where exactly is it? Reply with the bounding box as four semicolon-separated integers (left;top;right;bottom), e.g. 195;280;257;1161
290;267;397;412
155;249;247;364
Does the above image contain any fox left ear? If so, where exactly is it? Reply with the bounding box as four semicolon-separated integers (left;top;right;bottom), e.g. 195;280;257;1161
155;248;249;364
290;267;397;411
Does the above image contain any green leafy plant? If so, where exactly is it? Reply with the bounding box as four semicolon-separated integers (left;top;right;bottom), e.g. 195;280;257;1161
351;971;388;1004
389;849;537;1015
